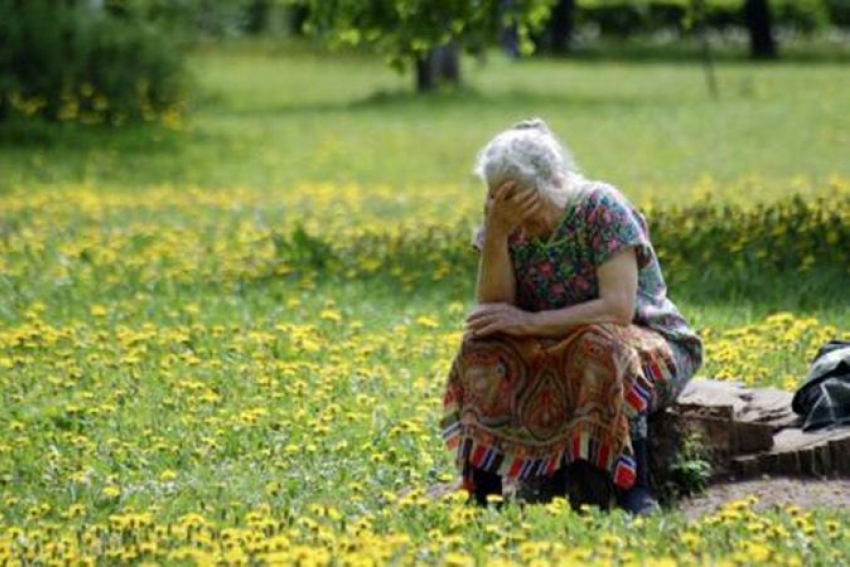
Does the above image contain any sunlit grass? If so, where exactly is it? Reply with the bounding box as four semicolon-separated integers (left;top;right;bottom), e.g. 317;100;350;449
1;178;848;565
1;41;848;566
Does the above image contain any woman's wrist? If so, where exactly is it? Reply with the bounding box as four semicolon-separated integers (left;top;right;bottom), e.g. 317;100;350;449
521;310;540;335
484;217;512;240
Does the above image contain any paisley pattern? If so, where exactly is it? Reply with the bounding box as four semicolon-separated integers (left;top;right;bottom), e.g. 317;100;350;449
518;368;568;442
442;324;678;491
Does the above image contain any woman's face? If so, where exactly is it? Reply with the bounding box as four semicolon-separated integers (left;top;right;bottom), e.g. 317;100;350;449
485;179;548;230
486;178;523;205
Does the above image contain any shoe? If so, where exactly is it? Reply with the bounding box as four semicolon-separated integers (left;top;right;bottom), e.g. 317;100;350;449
471;466;503;507
564;460;615;512
617;484;660;516
516;467;567;504
616;438;660;516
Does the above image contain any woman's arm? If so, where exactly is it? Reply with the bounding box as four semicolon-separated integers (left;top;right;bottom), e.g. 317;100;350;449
466;247;638;337
526;247;638;335
475;226;515;304
474;182;541;304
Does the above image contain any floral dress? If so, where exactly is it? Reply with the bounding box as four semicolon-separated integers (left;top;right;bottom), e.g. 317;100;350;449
442;178;703;491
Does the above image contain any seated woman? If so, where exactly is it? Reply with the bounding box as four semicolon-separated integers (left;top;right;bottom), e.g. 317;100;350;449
441;119;703;514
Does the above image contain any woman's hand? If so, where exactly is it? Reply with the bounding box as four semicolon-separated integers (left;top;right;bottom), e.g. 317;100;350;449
485;181;542;236
465;303;534;337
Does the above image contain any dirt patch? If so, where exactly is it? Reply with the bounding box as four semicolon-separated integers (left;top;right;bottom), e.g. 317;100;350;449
675;477;850;519
420;477;850;519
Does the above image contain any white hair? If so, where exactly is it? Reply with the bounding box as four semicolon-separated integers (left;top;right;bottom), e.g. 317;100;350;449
473;118;584;208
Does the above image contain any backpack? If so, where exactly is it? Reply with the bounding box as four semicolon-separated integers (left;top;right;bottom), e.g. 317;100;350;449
791;340;850;432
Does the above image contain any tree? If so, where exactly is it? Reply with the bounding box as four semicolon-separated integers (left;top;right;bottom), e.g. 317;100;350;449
287;4;310;36
547;0;576;54
744;0;778;59
245;0;272;34
689;0;719;99
0;0;184;125
290;0;556;92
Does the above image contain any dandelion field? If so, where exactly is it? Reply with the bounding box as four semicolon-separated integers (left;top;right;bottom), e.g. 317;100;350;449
1;44;849;566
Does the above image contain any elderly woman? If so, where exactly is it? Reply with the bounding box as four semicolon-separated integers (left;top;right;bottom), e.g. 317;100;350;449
441;119;703;514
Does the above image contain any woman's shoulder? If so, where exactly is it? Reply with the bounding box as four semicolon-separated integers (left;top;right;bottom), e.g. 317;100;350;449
571;177;652;245
567;177;639;226
572;176;633;210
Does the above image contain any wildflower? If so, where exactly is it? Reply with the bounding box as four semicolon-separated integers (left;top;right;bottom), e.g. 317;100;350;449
90;305;108;317
160;470;178;482
416;316;439;329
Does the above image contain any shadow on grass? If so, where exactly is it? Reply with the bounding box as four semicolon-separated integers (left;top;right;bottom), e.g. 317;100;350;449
669;269;850;313
0;85;652;152
190;57;850;119
202;85;681;119
0;119;185;152
352;86;660;110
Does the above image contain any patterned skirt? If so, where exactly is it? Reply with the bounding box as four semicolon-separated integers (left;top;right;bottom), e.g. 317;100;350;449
441;323;681;491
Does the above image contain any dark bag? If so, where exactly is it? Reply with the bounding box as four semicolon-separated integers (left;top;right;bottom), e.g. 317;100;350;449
791;340;850;432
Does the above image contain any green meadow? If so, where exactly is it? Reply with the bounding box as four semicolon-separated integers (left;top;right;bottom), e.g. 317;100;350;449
4;40;850;196
0;41;848;566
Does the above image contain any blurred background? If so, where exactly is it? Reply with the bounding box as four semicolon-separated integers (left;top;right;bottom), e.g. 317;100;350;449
1;0;848;198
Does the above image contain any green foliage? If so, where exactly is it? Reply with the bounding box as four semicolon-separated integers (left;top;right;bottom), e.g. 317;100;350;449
273;224;338;270
771;0;831;32
0;0;185;126
290;0;556;72
827;0;850;25
669;431;712;498
249;191;850;305
136;0;284;37
577;0;832;35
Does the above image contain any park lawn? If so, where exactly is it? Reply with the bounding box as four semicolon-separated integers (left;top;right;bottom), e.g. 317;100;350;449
0;42;848;565
2;39;850;199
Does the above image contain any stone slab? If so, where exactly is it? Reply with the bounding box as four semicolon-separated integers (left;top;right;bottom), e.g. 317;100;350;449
676;379;799;430
731;427;850;479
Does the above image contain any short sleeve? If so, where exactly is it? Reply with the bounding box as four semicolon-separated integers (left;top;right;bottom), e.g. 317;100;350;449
583;186;652;269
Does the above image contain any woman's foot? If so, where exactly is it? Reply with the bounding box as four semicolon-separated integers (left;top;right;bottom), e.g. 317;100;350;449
470;466;503;507
616;485;659;516
564;461;615;511
516;467;567;504
616;438;660;516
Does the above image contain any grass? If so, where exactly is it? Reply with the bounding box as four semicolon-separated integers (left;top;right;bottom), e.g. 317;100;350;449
2;39;849;199
0;40;848;566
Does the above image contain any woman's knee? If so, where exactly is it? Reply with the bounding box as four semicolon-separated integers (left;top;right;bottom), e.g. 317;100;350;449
572;324;630;358
455;334;512;383
459;332;538;356
460;331;491;350
458;334;503;363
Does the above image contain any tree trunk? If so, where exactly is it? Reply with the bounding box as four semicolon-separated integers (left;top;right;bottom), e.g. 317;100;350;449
288;5;309;36
245;0;270;35
692;0;719;99
744;0;778;59
415;57;435;92
415;44;461;93
500;0;520;58
434;44;460;83
549;0;575;54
